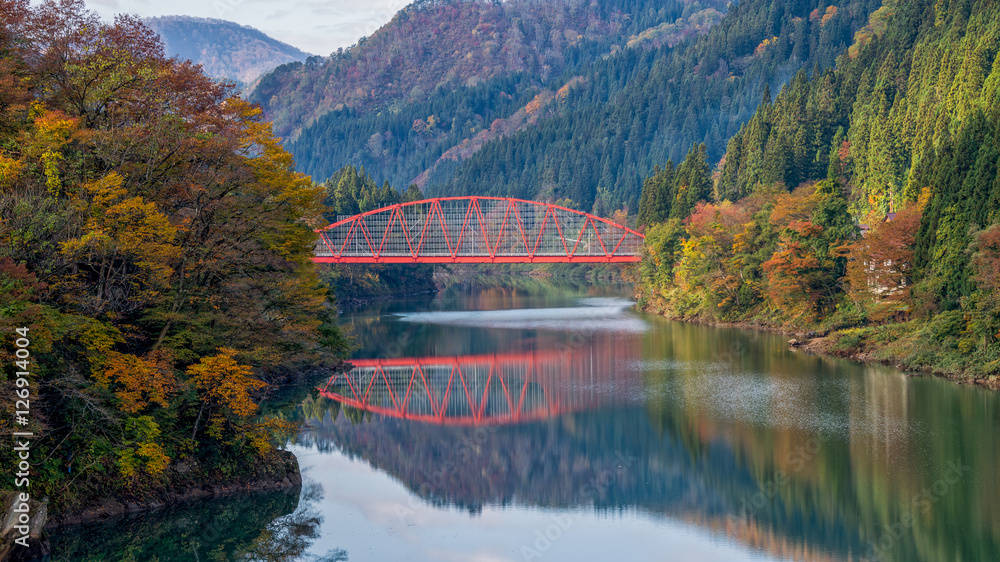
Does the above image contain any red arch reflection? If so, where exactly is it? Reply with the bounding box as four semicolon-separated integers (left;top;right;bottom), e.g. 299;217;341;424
320;345;641;425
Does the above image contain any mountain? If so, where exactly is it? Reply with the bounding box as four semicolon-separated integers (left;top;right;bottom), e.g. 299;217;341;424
144;16;312;87
251;0;716;141
433;0;882;214
251;0;881;215
251;0;730;186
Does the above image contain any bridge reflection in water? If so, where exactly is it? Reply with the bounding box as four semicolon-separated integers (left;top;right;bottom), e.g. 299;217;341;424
320;346;641;425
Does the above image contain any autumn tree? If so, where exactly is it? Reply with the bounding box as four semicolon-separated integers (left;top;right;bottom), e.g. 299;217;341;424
0;0;347;508
185;348;293;456
966;224;1000;353
762;181;855;320
97;350;176;414
845;191;927;318
59;173;179;316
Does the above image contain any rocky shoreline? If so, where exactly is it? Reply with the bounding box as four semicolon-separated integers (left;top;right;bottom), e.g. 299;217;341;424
1;492;47;561
44;448;302;529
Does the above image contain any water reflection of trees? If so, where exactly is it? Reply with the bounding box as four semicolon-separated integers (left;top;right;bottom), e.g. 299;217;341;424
340;272;622;316
299;366;1000;562
48;482;346;561
321;284;1000;561
641;319;1000;562
299;404;804;543
341;279;632;359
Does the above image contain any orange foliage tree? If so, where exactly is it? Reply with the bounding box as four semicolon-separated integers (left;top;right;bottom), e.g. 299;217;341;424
672;201;753;315
185;348;291;455
97;350;176;414
844;193;926;318
762;220;828;320
967;224;1000;352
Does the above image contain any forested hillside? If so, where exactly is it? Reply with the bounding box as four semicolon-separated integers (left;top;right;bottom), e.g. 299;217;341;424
264;0;881;217
254;0;735;198
0;1;347;512
251;0;716;141
437;0;881;214
144;16;311;87
638;0;1000;380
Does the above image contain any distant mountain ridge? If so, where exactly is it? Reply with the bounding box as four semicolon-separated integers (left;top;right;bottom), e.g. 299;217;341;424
250;0;736;192
250;0;652;141
144;16;312;87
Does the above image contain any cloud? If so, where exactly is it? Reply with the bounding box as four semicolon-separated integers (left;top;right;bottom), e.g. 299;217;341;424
84;0;410;54
86;0;124;10
424;548;517;562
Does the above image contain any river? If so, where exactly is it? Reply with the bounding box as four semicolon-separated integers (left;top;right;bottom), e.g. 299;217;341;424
50;280;1000;561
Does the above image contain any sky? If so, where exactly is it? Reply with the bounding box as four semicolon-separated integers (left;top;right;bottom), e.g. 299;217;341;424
81;0;412;55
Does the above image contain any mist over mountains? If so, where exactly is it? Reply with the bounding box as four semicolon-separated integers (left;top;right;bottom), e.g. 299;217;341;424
145;16;312;87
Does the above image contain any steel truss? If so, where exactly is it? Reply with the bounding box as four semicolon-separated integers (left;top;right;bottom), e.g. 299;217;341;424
313;197;644;263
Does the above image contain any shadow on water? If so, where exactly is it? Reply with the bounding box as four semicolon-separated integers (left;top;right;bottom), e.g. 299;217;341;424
48;482;348;562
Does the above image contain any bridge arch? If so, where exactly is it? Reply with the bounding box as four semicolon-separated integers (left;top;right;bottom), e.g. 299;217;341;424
313;196;644;263
319;349;641;425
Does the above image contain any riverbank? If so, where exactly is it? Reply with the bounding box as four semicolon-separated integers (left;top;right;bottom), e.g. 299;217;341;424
37;359;355;530
332;262;633;307
637;300;1000;390
800;327;1000;391
320;262;437;306
44;449;302;528
1;450;300;561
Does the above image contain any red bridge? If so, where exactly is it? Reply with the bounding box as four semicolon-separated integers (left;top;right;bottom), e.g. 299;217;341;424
319;348;641;425
313;197;644;264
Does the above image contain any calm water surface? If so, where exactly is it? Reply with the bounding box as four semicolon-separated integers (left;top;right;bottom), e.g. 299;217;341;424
52;281;1000;561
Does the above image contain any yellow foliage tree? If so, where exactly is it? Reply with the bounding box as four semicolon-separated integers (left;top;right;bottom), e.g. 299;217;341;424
60;172;179;314
0;152;24;190
118;415;171;477
186;348;267;441
20;104;81;195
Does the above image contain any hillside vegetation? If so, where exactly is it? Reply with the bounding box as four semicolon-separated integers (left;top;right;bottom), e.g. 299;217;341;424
637;0;1000;381
255;0;882;217
252;0;705;141
434;0;881;214
0;0;347;512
